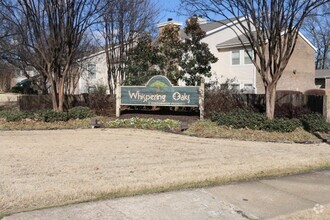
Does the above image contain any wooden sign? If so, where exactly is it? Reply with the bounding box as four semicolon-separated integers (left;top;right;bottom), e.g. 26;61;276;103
116;75;204;119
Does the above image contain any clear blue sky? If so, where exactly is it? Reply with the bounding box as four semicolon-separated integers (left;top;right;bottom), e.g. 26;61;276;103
154;0;224;25
155;0;187;23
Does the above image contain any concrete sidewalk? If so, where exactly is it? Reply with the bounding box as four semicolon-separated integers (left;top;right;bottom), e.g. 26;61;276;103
4;170;330;220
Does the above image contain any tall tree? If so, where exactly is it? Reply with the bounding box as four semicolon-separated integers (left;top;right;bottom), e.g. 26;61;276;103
125;33;163;85
0;61;14;92
303;3;330;69
180;16;218;86
99;0;159;95
157;23;183;84
181;0;330;119
0;0;101;111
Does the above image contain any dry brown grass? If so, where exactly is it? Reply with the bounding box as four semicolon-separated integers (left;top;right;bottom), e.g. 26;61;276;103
1;129;330;216
186;120;320;143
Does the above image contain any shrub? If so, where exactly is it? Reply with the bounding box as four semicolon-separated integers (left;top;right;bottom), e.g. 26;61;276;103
204;80;245;116
211;109;266;130
301;113;330;133
0;110;36;122
0;110;9;119
262;118;302;132
38;110;68;122
88;84;115;116
68;106;94;119
4;111;26;122
211;109;301;132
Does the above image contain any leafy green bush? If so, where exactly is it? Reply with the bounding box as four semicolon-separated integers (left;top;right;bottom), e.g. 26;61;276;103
211;109;301;132
262;118;302;132
38;110;68;122
1;108;92;123
301;113;330;132
4;111;26;122
0;110;9;119
68;106;94;119
107;117;181;131
211;109;266;130
0;110;36;122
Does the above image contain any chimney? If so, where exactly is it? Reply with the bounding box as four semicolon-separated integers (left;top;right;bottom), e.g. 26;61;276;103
196;15;207;24
157;18;182;35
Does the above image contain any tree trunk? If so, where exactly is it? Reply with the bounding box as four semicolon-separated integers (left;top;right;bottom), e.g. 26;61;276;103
41;75;48;95
50;80;59;111
265;84;276;120
58;78;65;112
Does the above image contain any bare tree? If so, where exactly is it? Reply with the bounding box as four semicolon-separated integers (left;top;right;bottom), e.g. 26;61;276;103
0;61;15;92
303;3;330;69
0;0;102;111
99;0;159;95
181;0;330;119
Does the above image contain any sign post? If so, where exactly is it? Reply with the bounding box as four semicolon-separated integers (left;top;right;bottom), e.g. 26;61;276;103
116;79;121;117
199;78;205;120
116;75;204;118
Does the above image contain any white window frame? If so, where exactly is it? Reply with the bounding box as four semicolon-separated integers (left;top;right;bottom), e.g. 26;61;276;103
244;49;253;64
16;69;24;77
231;83;240;91
231;50;240;65
87;63;96;79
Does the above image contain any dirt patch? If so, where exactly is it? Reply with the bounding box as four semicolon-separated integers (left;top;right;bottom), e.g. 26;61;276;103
1;129;330;215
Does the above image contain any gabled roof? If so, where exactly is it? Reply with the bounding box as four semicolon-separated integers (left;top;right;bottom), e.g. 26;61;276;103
216;34;250;49
316;69;330;79
180;16;316;52
216;32;317;51
180;17;245;39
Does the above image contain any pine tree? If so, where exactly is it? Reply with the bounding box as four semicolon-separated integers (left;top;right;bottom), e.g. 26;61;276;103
180;17;218;86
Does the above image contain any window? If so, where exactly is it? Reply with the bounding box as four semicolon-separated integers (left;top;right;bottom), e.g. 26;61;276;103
232;50;240;65
244;83;253;89
15;69;24;77
220;83;229;90
244;49;253;64
87;64;96;79
231;84;240;91
88;86;97;93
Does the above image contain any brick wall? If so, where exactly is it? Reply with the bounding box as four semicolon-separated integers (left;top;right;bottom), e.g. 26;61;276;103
256;36;316;94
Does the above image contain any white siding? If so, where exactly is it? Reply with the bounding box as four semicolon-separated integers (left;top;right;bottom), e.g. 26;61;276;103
200;22;257;92
78;52;109;94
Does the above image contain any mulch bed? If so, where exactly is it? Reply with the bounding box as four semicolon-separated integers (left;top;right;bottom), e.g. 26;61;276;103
118;108;200;125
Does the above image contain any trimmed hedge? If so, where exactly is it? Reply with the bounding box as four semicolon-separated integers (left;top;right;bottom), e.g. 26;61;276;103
0;107;94;122
0;110;36;122
211;109;302;133
38;110;69;122
68;106;95;119
301;113;330;133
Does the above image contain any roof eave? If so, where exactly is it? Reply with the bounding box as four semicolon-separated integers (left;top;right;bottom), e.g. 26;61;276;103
205;17;247;37
216;42;250;50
